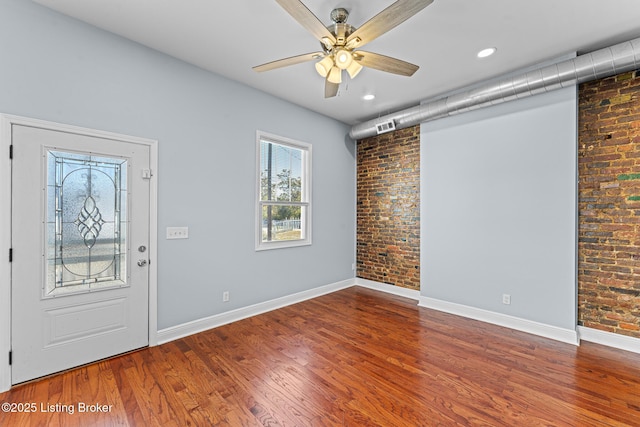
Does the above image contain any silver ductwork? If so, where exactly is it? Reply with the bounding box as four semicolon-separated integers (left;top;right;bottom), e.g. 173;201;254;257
349;37;640;140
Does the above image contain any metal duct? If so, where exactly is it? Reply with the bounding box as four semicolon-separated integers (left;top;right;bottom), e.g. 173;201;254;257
349;37;640;140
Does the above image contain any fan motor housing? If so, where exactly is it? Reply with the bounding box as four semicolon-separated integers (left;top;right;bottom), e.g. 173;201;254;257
320;8;357;52
322;23;356;53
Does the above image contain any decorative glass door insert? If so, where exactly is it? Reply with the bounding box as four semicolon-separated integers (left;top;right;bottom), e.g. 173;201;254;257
45;149;128;297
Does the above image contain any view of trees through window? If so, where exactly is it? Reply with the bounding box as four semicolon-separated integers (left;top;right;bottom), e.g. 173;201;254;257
259;140;305;242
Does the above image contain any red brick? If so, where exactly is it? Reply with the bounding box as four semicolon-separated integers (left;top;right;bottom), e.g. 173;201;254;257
578;71;640;338
356;125;420;290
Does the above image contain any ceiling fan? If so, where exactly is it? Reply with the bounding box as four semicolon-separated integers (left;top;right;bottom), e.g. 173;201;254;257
253;0;434;98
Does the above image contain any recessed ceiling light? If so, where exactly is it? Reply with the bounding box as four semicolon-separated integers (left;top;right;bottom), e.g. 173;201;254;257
477;47;497;58
363;94;375;101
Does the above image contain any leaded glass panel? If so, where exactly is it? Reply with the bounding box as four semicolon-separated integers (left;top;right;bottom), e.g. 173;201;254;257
45;150;128;297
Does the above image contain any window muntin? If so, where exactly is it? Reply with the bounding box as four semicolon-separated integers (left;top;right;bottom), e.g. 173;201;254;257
256;132;311;250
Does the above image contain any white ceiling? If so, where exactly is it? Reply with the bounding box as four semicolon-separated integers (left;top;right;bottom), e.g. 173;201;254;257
33;0;640;125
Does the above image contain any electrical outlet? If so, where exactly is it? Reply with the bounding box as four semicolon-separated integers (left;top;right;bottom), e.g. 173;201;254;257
223;291;230;302
166;226;189;239
502;294;511;305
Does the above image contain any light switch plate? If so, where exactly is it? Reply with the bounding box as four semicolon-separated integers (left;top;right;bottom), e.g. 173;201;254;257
166;226;189;239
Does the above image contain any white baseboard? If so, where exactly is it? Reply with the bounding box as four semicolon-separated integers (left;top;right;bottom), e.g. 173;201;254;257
158;277;640;355
578;326;640;354
355;278;420;300
418;296;579;345
157;278;355;344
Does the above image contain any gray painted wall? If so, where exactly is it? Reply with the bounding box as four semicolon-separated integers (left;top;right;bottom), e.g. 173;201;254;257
421;87;577;330
0;0;356;329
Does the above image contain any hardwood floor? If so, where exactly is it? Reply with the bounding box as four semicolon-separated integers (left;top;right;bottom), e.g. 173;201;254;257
2;287;640;426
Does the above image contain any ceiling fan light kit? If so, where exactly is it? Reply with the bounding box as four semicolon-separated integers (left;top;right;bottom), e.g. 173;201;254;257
328;66;342;84
253;0;434;98
334;49;353;69
315;55;334;77
347;60;363;79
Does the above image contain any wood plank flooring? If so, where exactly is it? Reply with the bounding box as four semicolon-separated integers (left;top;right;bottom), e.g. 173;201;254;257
2;287;640;426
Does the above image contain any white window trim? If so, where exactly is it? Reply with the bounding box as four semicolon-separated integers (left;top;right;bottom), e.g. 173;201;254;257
255;131;312;251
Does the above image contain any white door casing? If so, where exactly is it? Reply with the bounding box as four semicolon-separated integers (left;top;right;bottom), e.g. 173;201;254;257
0;115;158;391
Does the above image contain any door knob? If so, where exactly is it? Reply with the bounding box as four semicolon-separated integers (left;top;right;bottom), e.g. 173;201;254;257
137;259;147;267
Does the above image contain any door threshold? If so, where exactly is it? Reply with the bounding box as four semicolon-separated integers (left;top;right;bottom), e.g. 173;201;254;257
9;346;149;390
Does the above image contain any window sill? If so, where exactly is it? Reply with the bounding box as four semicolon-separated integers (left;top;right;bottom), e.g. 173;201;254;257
255;239;312;251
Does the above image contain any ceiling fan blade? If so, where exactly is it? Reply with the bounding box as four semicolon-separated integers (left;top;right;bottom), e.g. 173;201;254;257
253;52;324;72
325;78;339;98
275;0;336;44
354;51;419;76
347;0;433;47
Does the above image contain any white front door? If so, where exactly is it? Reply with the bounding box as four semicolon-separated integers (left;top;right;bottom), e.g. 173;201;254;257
11;124;150;384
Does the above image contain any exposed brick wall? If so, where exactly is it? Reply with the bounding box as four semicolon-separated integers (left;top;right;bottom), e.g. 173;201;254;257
578;70;640;338
356;125;420;290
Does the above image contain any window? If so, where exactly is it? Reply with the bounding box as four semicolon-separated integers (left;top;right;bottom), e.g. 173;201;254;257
256;131;311;250
46;150;128;297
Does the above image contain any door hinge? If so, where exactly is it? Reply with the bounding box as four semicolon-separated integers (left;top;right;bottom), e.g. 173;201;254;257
8;351;12;366
9;144;13;159
8;248;12;262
